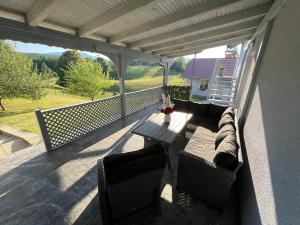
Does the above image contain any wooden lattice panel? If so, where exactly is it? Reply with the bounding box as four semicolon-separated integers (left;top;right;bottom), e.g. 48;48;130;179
125;87;162;116
39;95;122;150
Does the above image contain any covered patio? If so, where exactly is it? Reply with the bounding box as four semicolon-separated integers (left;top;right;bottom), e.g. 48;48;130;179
1;0;299;225
0;105;238;225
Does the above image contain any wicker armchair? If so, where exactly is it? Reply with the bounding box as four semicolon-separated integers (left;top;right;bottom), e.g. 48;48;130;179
97;144;166;225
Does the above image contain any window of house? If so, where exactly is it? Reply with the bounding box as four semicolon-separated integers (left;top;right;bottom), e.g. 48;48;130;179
217;64;225;77
199;79;209;90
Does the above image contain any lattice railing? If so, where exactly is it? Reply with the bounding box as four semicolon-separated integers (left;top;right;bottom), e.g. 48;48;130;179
35;87;162;151
125;86;162;116
35;95;122;151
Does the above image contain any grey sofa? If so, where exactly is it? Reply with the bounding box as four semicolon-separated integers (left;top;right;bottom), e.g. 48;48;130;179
174;99;243;209
97;144;166;225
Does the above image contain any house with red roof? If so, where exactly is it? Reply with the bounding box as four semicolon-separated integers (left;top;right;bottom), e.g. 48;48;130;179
182;54;238;98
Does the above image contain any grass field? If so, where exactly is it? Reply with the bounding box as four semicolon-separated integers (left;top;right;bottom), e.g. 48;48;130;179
0;88;114;133
0;66;187;133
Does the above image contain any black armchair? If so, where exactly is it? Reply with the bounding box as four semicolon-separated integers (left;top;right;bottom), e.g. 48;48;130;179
97;144;166;225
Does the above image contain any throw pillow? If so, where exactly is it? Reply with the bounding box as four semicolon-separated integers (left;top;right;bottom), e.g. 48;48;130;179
215;123;235;149
218;114;235;129
213;134;238;170
221;106;234;119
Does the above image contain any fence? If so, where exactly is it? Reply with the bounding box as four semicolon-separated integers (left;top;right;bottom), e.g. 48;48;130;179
35;87;162;151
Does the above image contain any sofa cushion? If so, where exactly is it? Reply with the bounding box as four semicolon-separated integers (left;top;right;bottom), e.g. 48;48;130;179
184;126;216;162
193;125;217;141
221;106;234;119
189;102;208;116
173;98;190;112
207;104;227;120
218;114;235;129
215;124;235;149
213;134;238;170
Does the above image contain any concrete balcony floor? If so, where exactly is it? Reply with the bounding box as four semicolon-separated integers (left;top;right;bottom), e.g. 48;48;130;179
0;105;238;225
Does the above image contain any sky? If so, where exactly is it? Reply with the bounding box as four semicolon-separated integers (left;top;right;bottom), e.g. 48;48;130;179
6;40;230;59
6;40;103;58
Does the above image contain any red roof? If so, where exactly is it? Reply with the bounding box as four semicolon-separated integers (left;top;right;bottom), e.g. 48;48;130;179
182;58;238;79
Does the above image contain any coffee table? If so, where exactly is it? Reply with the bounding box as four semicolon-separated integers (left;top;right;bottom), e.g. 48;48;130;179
132;111;193;169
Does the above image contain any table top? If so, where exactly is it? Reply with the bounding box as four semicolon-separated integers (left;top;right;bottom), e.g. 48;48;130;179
132;111;193;145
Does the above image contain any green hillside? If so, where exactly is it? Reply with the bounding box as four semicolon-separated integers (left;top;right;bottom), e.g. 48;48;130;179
125;66;163;80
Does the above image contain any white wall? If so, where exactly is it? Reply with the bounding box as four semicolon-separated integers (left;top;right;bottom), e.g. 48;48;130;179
185;78;209;97
238;1;300;224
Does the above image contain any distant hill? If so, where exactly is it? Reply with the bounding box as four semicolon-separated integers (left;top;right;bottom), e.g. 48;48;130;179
22;52;60;59
22;51;97;59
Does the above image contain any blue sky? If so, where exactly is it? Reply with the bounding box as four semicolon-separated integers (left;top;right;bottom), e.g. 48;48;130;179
6;40;228;59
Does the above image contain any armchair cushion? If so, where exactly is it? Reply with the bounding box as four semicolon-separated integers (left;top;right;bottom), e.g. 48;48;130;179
213;134;238;170
104;145;166;185
99;144;166;225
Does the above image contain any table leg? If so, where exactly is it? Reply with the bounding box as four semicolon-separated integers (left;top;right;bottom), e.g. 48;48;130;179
162;143;172;171
180;126;187;140
144;137;154;147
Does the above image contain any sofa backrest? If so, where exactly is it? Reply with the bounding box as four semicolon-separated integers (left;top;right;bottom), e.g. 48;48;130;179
173;99;227;120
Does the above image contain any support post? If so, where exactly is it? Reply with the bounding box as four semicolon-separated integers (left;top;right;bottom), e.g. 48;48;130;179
119;53;126;117
163;62;169;88
159;58;175;88
35;109;52;151
233;40;250;106
105;52;135;118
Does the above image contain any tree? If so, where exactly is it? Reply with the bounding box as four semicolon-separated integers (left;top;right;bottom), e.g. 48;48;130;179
32;56;58;73
107;60;118;80
95;57;109;74
0;40;51;110
65;60;112;101
56;50;82;86
170;57;186;74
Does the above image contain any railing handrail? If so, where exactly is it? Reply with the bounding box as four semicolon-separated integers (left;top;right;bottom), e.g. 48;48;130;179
40;94;121;113
125;86;162;95
40;86;162;113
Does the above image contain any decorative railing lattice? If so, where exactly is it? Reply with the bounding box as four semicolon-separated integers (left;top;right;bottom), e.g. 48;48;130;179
125;87;162;116
35;87;162;151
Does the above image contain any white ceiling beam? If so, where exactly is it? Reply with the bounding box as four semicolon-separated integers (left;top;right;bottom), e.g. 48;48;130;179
78;0;156;37
0;7;107;41
142;19;261;52
0;16;161;61
153;29;254;55
129;2;272;49
109;0;239;43
251;0;286;40
26;0;67;26
162;35;251;58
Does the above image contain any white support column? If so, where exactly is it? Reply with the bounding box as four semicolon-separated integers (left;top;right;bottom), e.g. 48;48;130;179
106;52;134;117
163;62;169;87
119;54;126;117
160;58;175;88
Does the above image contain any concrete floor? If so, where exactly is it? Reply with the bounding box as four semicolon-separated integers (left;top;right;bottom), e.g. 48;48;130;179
0;105;238;225
0;134;30;158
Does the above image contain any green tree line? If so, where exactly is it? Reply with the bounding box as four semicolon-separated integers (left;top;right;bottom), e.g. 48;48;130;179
0;39;187;110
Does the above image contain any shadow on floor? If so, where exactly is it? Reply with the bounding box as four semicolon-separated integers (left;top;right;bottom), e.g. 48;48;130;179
0;105;238;225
